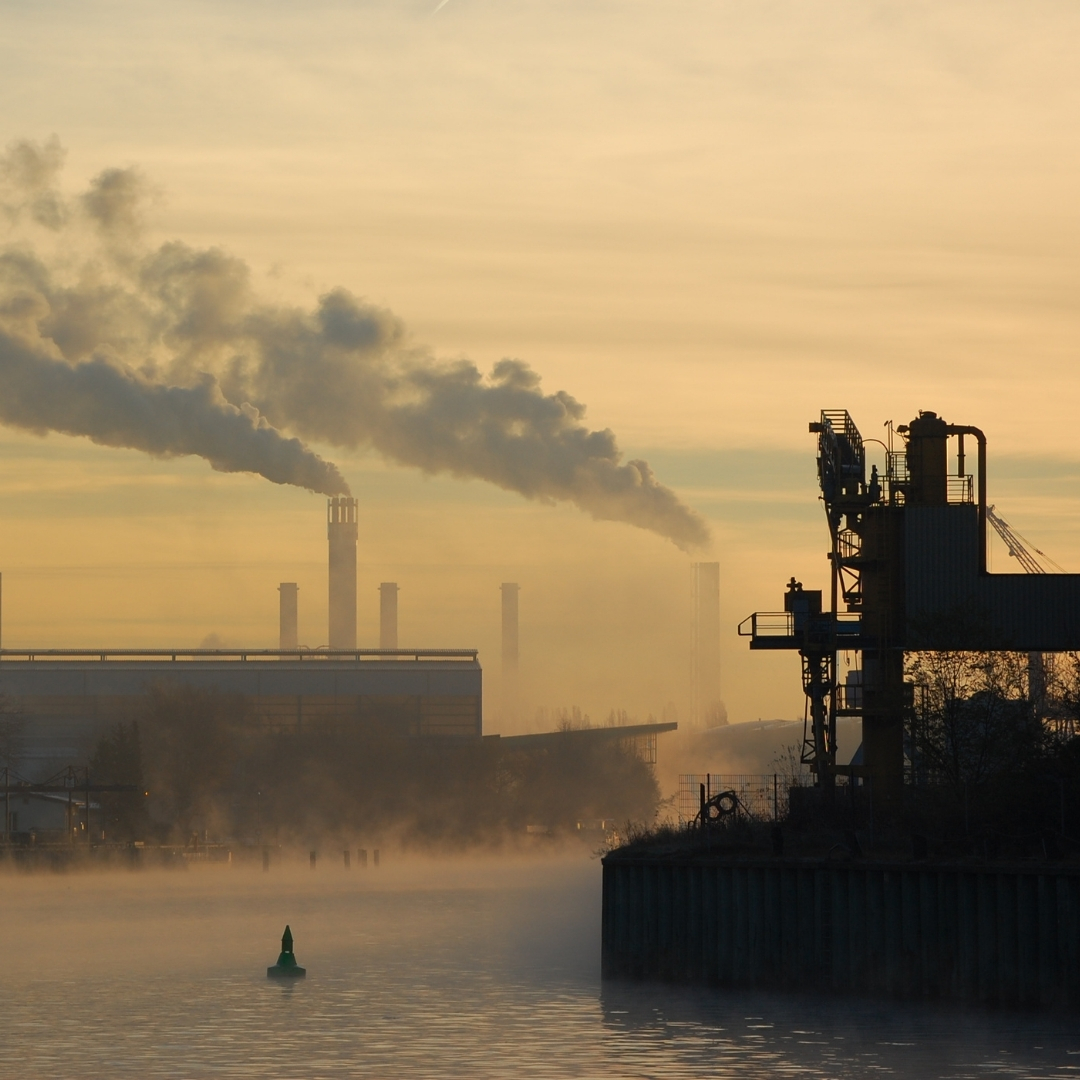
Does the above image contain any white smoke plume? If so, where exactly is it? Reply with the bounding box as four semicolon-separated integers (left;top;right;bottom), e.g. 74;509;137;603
0;331;350;495
0;139;709;548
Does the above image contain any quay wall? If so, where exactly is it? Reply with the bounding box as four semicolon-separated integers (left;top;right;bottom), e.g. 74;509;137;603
601;855;1080;1007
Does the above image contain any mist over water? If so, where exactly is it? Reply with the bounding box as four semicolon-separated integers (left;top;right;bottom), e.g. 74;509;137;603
3;855;1077;1078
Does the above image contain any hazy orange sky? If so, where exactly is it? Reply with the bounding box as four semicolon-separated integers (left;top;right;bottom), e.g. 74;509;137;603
1;0;1078;731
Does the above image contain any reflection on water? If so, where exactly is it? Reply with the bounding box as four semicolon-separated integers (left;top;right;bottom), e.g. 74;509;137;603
1;857;1077;1078
601;984;1080;1078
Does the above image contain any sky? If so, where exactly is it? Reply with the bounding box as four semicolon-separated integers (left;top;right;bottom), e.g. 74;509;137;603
0;0;1078;732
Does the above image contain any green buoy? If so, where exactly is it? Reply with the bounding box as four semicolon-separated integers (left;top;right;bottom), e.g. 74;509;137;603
267;924;306;978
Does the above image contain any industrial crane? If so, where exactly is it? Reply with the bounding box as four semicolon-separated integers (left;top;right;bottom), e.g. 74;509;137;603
986;505;1066;575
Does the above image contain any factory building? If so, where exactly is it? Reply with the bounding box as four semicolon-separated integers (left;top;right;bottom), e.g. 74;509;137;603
0;497;482;774
0;650;483;773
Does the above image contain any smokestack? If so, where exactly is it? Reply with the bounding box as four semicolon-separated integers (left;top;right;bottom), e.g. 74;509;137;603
691;562;722;727
501;583;520;724
501;583;519;675
279;583;298;651
327;497;358;649
379;583;399;650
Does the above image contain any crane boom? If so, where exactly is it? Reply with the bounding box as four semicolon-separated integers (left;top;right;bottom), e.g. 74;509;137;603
986;505;1066;575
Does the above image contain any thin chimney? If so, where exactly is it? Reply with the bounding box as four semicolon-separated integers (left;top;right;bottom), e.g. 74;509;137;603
501;583;520;723
279;583;298;651
501;583;519;675
379;583;399;650
691;562;722;726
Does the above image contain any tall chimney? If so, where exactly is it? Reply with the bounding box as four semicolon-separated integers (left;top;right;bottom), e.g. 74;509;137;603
501;583;519;675
327;497;358;649
279;583;298;651
379;583;399;650
691;562;722;726
501;583;520;723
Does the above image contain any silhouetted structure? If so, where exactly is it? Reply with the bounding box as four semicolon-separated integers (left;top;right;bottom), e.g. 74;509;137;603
741;409;1080;804
604;408;1080;1007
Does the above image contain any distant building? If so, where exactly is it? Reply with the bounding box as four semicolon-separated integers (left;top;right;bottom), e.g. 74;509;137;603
498;721;677;766
3;790;96;839
0;649;482;774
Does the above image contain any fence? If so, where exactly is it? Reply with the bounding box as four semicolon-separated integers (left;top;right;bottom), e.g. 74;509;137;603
678;772;1080;854
677;773;814;825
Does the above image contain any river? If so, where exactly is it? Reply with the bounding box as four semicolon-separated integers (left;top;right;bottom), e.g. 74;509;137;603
1;853;1077;1078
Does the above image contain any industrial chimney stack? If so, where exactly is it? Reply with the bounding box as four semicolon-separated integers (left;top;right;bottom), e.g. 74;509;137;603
501;583;519;722
501;583;519;675
691;562;722;727
279;583;298;651
327;497;358;649
379;583;399;650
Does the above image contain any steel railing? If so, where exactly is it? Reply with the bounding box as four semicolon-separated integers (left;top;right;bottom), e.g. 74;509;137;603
0;648;478;663
738;612;861;639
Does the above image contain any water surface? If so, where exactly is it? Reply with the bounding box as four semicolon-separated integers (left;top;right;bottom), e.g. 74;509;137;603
2;855;1078;1078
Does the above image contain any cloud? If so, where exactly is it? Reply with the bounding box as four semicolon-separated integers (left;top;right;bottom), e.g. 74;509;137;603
81;167;148;238
0;136;68;230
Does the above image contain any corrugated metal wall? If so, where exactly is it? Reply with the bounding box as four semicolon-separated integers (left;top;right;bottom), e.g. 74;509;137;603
0;659;483;762
905;506;1080;651
602;855;1080;1006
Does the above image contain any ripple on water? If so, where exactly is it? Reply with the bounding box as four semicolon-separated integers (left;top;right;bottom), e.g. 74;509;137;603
0;861;1078;1078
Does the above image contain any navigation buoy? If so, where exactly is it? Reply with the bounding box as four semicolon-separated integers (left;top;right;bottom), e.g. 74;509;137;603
266;924;307;978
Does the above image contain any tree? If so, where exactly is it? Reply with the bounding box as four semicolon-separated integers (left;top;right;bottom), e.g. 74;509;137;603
1048;652;1080;743
0;694;24;771
139;684;244;841
90;721;147;841
906;649;1040;788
